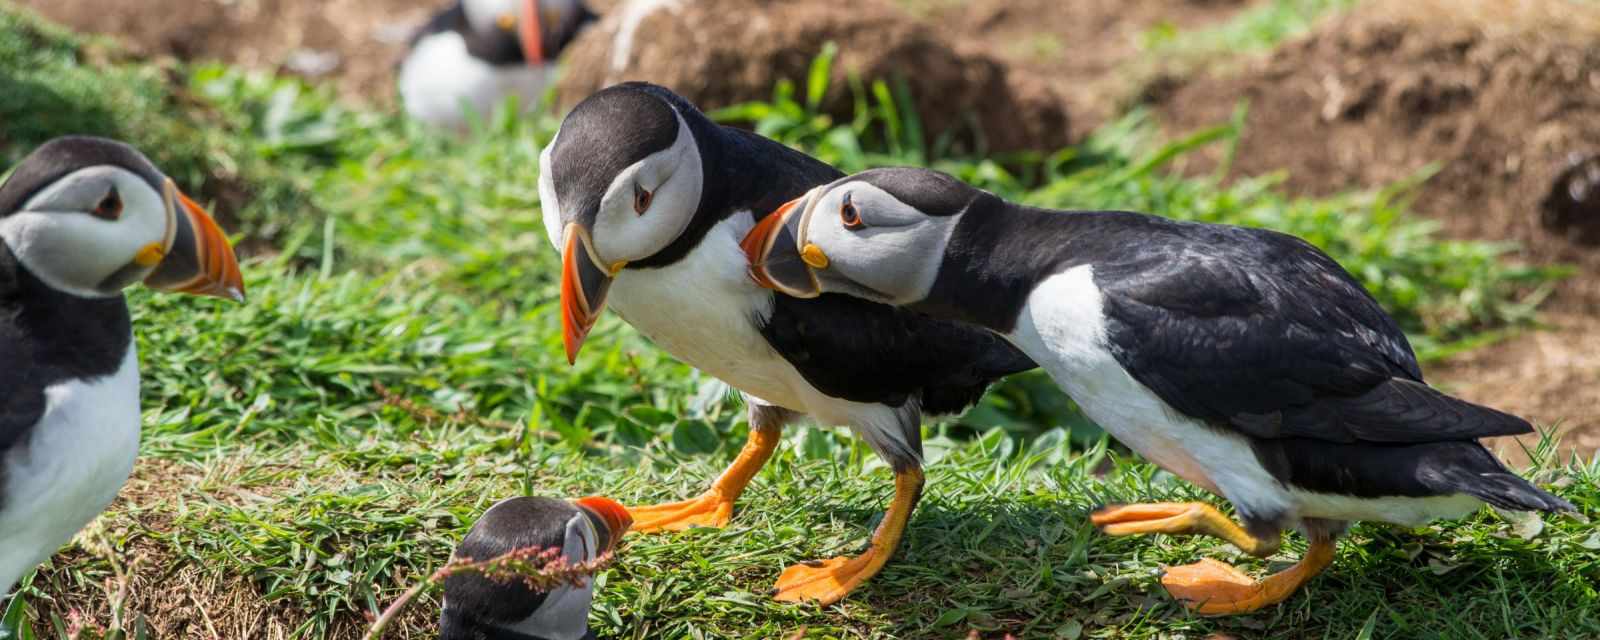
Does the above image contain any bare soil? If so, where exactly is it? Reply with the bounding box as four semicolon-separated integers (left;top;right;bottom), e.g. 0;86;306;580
1147;0;1600;462
9;0;443;100
554;0;1073;154
920;0;1253;132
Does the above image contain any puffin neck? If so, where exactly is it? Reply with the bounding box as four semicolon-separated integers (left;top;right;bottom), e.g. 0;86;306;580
912;199;1081;335
0;244;132;381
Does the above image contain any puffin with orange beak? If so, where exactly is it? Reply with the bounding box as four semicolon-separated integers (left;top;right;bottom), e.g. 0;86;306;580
0;136;245;597
441;496;631;640
541;83;1033;604
399;0;597;131
745;167;1574;615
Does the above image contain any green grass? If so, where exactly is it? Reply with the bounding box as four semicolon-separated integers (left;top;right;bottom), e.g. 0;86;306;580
1140;0;1360;62
0;4;1593;639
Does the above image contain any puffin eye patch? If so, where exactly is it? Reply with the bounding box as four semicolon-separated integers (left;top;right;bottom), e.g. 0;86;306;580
90;186;122;221
634;183;653;215
839;192;863;230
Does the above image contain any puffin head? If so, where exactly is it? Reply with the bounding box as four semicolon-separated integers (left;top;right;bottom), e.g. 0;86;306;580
0;136;245;301
463;0;597;66
743;167;974;306
539;82;706;363
440;495;631;640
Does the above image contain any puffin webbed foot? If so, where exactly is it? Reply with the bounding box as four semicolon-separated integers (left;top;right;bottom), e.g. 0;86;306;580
773;467;924;605
1160;539;1336;615
626;492;734;532
1090;502;1279;557
627;423;781;533
773;546;887;604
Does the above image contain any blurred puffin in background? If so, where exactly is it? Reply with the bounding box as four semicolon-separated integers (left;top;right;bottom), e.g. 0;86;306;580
399;0;596;131
440;496;631;640
1;136;244;596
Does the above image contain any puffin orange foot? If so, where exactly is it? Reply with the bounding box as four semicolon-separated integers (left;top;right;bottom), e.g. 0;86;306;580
1161;558;1280;615
773;548;883;605
625;492;733;533
1160;539;1336;616
1090;502;1279;556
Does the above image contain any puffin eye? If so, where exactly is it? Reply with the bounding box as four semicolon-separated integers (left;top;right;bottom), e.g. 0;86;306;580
634;183;653;215
839;193;863;230
90;186;122;221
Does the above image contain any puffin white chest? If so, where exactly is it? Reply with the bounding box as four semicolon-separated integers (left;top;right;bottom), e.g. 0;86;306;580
607;214;805;410
1009;267;1286;516
398;32;555;130
0;343;141;589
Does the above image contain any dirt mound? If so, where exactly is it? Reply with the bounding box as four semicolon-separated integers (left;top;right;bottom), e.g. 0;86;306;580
554;0;1073;154
924;0;1253;132
1154;0;1600;462
1157;2;1600;306
10;0;442;100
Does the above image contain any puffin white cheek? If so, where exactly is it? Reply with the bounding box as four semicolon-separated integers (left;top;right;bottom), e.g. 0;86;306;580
538;138;564;250
0;212;145;295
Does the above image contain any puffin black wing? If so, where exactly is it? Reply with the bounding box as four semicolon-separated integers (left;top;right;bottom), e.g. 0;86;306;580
760;292;1036;415
1091;216;1533;444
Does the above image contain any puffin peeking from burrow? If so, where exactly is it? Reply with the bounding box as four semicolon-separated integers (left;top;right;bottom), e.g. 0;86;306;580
440;496;631;640
539;83;1034;604
744;167;1575;614
0;136;245;595
399;0;596;131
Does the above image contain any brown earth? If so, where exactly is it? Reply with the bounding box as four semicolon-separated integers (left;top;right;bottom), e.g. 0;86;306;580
553;0;1073;154
919;0;1254;132
1152;0;1600;463
8;0;443;100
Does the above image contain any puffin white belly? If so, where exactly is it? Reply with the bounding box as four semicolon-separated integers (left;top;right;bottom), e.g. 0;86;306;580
608;213;807;411
0;344;141;593
606;215;919;463
1010;267;1295;520
398;31;555;131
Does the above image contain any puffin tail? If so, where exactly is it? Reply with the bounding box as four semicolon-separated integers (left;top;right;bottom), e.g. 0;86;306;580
1426;444;1574;513
1453;472;1575;513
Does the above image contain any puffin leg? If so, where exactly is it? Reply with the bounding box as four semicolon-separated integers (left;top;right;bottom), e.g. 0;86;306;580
772;466;924;605
1160;537;1336;615
1089;502;1280;557
626;418;782;532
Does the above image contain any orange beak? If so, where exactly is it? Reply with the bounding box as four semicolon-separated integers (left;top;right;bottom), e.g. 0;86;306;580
741;199;797;290
742;195;823;298
143;180;245;302
575;495;632;550
519;0;546;65
559;222;616;364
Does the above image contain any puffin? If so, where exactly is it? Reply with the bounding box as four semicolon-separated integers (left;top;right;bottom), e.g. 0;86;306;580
0;136;245;596
440;496;631;640
539;83;1034;604
399;0;596;131
743;167;1575;615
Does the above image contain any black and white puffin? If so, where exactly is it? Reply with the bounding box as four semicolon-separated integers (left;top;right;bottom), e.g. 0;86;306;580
539;83;1034;604
0;136;245;595
744;167;1575;615
441;496;631;640
399;0;596;131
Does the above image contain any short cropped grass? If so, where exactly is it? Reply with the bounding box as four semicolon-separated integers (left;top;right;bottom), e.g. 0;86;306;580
0;4;1593;639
